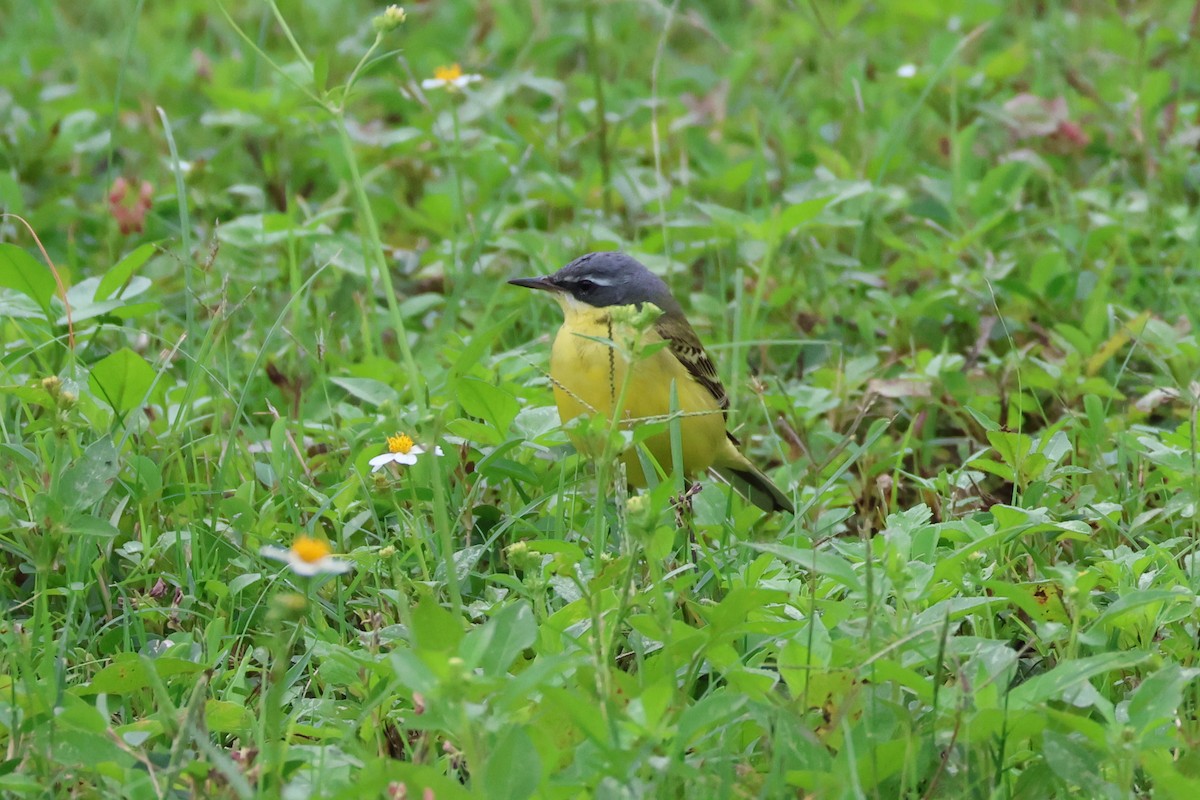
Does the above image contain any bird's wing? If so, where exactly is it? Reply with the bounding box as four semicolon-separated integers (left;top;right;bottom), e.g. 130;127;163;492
653;313;730;414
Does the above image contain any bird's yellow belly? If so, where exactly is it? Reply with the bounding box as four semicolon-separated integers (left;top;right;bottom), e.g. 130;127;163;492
549;319;726;484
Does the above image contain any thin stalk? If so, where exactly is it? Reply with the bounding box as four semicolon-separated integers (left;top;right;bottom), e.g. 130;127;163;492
584;6;613;218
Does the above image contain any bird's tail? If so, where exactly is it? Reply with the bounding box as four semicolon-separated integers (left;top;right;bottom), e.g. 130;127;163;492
711;461;794;514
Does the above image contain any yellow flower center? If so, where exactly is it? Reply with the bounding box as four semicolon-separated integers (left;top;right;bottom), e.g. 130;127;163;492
387;433;415;454
434;64;463;83
292;536;331;563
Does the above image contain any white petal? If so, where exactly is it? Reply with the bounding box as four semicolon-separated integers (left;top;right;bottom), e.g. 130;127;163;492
395;453;418;465
432;446;445;456
289;558;321;576
260;546;292;562
369;453;397;470
421;78;446;89
408;445;427;456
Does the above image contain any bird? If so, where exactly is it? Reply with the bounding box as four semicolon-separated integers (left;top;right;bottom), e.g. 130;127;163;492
509;251;794;513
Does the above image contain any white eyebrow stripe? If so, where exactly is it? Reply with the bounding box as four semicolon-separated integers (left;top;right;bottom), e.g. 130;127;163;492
563;275;615;286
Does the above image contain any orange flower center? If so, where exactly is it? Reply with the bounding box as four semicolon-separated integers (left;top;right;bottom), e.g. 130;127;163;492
387;433;415;454
291;536;332;563
434;64;463;83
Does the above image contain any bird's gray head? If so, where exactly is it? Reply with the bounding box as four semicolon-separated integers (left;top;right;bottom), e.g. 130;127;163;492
508;251;682;315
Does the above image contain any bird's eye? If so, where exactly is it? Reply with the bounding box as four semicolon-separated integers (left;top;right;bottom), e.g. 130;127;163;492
576;279;597;292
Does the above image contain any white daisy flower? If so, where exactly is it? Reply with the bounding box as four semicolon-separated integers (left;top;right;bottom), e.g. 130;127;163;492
261;536;352;576
369;432;444;472
421;64;482;91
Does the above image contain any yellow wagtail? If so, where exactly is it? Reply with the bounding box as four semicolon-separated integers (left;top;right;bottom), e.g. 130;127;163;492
509;251;794;513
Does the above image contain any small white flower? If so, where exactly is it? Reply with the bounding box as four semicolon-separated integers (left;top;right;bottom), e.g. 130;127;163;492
369;432;444;472
261;536;352;576
421;64;482;91
897;64;917;79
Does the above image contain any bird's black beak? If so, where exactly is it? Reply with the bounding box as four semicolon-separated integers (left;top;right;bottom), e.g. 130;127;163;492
507;275;560;292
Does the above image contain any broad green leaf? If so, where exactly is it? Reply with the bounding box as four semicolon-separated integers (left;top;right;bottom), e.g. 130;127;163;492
151;657;206;678
457;376;520;431
312;50;330;93
460;601;536;677
749;196;835;243
126;454;163;501
511;406;562;441
96;243;157;300
1141;750;1200;797
1127;663;1198;737
330;376;398;407
0;290;46;319
1009;651;1152;709
229;573;260;595
1041;730;1101;789
205;700;253;734
345;763;474;800
62;276;152;324
88;347;156;413
745;541;862;593
481;725;540;800
85;656;151;695
109;300;160;320
58;437;119;514
676;690;749;748
0;243;56;317
411;595;463;653
1088;589;1188;633
387;649;438;695
69;514;120;538
446;417;502;446
50;730;128;770
698;587;786;635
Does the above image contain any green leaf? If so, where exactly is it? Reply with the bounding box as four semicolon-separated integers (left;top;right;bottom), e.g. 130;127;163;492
126;454;163;502
481;725;540;800
745;542;862;592
749;196;835;244
1009;651;1152;709
108;300;160;320
676;690;749;748
387;649;438;695
69;514;120;538
330;376;398;407
446;418;503;446
50;730;128;770
1041;730;1101;789
58;437;119;514
411;595;463;652
85;655;151;695
1089;589;1187;633
312;51;330;93
457;376;520;431
151;657;206;679
205;700;253;734
96;243;157;300
88;347;156;413
61;276;152;325
1127;663;1198;737
460;601;537;677
0;243;56;317
512;406;563;441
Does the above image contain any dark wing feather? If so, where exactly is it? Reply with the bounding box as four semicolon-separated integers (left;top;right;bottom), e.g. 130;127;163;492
653;313;730;415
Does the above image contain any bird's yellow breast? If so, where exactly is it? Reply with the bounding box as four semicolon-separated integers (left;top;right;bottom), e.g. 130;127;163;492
548;297;727;484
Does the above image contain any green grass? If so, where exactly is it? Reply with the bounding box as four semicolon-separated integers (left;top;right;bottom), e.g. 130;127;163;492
2;0;1200;797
